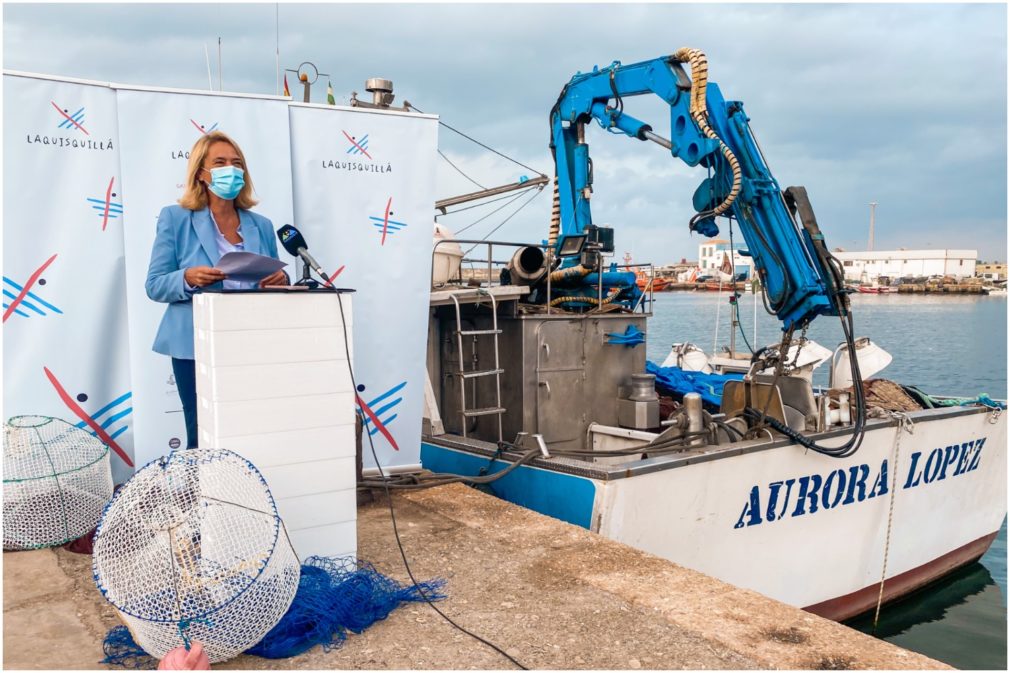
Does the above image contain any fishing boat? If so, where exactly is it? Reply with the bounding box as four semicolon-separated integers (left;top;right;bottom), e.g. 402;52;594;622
626;254;669;292
416;50;1006;623
421;244;1006;621
857;285;898;294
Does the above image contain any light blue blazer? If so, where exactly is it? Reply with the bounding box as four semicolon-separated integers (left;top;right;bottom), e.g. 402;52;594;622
146;205;281;360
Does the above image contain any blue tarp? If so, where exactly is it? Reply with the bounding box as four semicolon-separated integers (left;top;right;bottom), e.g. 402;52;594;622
645;361;745;407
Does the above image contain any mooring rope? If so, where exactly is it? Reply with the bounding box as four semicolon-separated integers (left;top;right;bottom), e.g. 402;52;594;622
873;410;914;632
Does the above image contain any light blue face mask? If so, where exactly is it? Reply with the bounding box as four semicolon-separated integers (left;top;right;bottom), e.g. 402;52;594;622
204;165;245;200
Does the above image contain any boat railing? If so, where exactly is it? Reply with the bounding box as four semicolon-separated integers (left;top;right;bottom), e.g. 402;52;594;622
432;238;653;314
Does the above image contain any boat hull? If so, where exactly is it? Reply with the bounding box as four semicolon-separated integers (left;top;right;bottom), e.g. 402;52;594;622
421;405;1006;620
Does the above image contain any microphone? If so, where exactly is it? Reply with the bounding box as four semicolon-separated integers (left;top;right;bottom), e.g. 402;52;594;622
277;225;327;280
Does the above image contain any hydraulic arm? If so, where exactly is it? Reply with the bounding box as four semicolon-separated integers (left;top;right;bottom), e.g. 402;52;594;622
549;49;847;329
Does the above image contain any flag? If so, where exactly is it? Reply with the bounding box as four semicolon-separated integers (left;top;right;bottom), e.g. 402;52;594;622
327;80;336;105
719;252;733;276
283;73;290;97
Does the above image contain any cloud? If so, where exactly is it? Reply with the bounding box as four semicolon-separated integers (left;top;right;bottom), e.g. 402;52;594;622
4;2;1006;261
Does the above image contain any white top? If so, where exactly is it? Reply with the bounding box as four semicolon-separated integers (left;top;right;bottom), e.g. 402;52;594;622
184;211;258;292
208;211;257;291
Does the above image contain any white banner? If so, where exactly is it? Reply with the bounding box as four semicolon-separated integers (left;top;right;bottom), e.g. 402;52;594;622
289;104;438;470
116;87;295;469
2;73;135;482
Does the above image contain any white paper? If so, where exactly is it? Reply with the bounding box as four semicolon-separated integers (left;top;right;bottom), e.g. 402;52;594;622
216;251;288;282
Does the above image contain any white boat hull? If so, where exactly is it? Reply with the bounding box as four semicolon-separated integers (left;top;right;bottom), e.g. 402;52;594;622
592;406;1006;619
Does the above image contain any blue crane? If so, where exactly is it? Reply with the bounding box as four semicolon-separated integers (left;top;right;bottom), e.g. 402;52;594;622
549;49;848;329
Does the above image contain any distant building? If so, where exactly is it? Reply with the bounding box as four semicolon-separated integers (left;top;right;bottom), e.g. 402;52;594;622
832;249;978;282
697;239;751;279
657;259;697;277
976;262;1007;281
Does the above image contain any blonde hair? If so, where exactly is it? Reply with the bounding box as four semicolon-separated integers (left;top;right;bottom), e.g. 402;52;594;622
178;131;258;210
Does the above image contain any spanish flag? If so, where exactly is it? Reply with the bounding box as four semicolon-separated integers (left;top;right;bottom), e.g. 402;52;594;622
327;80;336;105
283;73;290;98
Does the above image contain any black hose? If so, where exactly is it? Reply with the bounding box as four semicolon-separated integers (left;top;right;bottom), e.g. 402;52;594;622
358;449;541;490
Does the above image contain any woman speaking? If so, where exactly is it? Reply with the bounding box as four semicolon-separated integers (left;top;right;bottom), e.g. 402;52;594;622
146;131;287;449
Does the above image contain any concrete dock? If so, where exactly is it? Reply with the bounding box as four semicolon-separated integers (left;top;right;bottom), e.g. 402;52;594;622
4;483;947;670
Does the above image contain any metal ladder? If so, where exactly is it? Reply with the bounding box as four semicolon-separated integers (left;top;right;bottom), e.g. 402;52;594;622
449;291;505;442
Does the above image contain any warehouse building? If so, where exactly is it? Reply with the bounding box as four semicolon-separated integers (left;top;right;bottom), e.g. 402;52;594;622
832;249;977;282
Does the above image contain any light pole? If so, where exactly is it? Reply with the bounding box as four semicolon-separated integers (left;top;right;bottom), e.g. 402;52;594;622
868;201;877;251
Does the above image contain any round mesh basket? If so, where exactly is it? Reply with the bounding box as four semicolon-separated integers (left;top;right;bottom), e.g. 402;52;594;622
3;415;114;550
92;448;300;663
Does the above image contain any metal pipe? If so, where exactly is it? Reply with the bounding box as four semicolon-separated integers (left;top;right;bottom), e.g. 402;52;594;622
435;175;549;212
643;130;673;150
684;392;704;445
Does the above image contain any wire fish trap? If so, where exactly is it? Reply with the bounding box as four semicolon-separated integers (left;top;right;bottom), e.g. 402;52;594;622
92;448;300;664
3;415;114;550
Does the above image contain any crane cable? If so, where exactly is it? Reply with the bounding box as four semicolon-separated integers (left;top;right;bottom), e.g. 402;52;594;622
673;47;742;220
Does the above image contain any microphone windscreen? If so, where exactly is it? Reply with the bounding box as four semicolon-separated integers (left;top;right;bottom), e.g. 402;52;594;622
277;225;308;257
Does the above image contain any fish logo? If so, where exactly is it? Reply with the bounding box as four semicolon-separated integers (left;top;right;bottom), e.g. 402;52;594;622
3;255;61;322
369;197;407;246
73;391;133;445
342;130;372;159
356;381;406;451
86;177;123;231
51;101;89;134
190;119;219;135
43;367;134;467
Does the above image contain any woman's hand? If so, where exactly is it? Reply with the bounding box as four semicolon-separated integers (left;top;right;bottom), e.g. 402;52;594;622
259;270;289;288
184;266;226;288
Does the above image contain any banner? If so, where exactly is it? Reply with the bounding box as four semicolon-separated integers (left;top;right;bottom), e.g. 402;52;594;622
2;73;135;482
289;103;438;470
116;87;294;469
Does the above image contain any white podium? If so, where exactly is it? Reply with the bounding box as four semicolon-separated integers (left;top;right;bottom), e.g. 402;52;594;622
193;289;357;560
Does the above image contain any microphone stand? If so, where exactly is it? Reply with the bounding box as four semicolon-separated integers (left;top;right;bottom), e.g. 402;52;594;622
293;258;319;288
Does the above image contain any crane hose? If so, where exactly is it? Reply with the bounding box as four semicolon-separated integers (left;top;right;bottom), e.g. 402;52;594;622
549;287;621;308
673;47;742;218
548;176;561;249
549;264;593;283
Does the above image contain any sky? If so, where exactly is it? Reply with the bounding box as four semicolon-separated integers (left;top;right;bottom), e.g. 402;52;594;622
4;2;1007;263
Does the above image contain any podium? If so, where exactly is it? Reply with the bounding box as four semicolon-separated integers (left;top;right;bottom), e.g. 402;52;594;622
192;289;357;560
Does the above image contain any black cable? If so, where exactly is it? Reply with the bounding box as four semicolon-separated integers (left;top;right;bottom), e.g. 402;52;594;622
727;219;754;354
438;149;486;190
462;188;544;255
455;189;529;236
407;103;543;178
358;449;541;490
743;308;866;458
334;292;527;670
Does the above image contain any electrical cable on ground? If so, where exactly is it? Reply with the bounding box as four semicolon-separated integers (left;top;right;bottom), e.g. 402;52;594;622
334;292;528;670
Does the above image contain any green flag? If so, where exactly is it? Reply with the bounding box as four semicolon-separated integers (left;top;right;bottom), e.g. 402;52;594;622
326;80;335;105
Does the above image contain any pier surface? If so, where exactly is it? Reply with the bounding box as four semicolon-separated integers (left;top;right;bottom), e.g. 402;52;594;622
4;483;947;670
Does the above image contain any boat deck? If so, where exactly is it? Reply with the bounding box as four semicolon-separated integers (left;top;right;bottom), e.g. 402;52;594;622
3;484;946;669
427;403;987;481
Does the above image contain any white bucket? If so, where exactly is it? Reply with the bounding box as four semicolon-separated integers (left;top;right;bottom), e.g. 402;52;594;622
432;223;463;286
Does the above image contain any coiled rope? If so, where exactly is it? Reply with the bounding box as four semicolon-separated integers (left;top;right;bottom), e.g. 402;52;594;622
672;47;742;219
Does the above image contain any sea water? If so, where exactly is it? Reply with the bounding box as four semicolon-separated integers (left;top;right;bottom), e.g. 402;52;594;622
646;291;1007;669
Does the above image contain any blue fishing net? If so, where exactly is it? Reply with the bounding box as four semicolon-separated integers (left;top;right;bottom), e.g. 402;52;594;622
101;556;446;667
646;360;744;408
